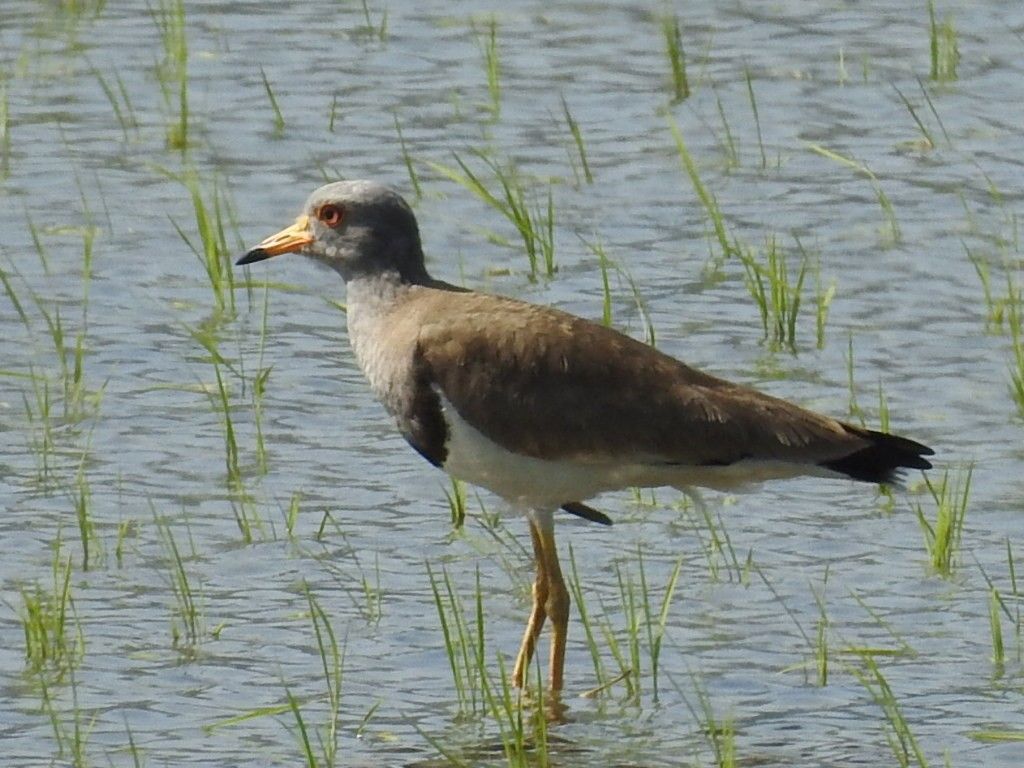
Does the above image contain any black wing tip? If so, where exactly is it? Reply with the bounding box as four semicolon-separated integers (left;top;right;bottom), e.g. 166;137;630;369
822;429;935;484
561;501;613;526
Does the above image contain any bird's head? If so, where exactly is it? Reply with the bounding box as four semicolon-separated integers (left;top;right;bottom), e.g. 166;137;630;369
236;180;428;284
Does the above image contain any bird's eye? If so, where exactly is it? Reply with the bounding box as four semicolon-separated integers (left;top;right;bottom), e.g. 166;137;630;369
317;204;344;227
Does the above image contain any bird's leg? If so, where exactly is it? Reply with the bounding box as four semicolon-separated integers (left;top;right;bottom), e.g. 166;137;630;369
539;523;570;693
512;518;548;688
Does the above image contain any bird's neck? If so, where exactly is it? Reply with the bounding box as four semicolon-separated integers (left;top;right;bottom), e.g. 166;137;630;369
344;274;421;401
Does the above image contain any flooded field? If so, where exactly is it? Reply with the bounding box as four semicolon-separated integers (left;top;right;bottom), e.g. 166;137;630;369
1;1;1022;766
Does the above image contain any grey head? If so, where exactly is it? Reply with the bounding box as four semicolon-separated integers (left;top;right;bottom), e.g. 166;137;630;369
236;180;430;284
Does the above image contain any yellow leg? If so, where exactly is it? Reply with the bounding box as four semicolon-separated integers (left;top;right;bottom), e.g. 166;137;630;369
512;519;548;688
537;521;570;693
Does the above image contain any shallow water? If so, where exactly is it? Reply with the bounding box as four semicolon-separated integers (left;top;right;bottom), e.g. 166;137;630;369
1;1;1023;766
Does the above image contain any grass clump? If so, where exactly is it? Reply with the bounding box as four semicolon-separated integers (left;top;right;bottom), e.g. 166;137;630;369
668;116;737;263
94;67;139;142
928;1;959;82
425;562;552;763
853;656;931;768
167;170;239;314
429;152;556;281
660;12;689;103
286;585;345;767
150;0;189;150
915;467;972;577
259;66;286;138
0;83;10;179
357;0;388;41
561;96;593;185
567;544;683;703
474;16;501;119
808;143;901;244
737;237;806;352
1009;291;1024;418
393;114;422;199
19;548;83;677
155;512;203;650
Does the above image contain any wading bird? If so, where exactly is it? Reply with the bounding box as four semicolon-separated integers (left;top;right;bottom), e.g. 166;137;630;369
237;180;933;695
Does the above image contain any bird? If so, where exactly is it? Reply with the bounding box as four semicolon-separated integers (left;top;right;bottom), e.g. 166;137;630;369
236;180;934;696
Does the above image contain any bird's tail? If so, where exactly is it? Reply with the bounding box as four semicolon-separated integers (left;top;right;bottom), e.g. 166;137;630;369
820;425;934;484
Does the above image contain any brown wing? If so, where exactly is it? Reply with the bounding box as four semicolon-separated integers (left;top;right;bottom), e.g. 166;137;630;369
412;290;869;468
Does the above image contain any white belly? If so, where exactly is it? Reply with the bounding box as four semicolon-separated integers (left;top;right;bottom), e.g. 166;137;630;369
437;394;837;509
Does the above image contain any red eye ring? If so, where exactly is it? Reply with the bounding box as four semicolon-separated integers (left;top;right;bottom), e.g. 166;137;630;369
318;204;344;227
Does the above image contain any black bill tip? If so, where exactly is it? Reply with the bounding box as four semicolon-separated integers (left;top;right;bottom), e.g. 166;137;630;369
236;248;271;266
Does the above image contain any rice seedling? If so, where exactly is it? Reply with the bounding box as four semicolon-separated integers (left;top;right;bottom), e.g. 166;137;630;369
685;499;750;584
736;236;808;352
668;116;737;262
168;170;239;314
26;211;52;274
974;539;1023;666
328;93;340;132
32;297;101;423
94;67;139;142
114;518;136;567
846;335;865;425
490;657;552;766
567;546;684;704
660;12;689;103
635;547;683;702
567;544;610;693
988;588;1004;673
259;66;286;138
56;0;107;17
672;672;737;768
444;476;468;529
393;113;422;199
807;144;901;244
281;585;345;767
876;379;891;434
928;1;959;83
580;236;613;326
813;257;836;350
22;369;57;481
19;545;83;677
966;245;1018;331
39;667;94;768
149;0;189;149
579;236;658;342
560;96;593;184
853;655;931;768
970;730;1024;743
0;259;31;328
429;152;556;280
844;589;917;659
246;284;272;475
1009;292;1024;418
810;569;831;686
0;83;10;179
154;510;203;650
744;67;768;169
358;0;388;41
72;464;102;571
914;467;972;577
892;83;935;151
714;92;739;168
474;16;501;119
123;718;144;768
427;562;484;716
210;361;242;488
838;47;849;85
